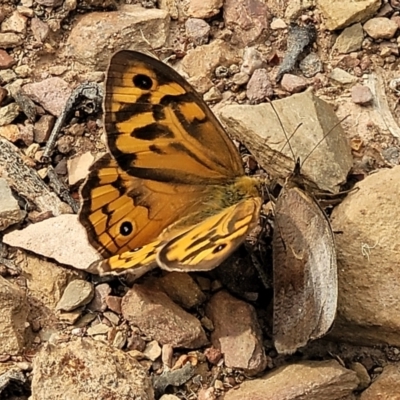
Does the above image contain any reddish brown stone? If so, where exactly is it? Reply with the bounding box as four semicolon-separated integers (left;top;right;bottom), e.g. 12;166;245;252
105;295;122;314
206;291;267;375
121;284;208;349
0;50;16;69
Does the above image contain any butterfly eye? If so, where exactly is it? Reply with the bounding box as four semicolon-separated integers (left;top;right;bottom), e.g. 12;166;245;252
133;74;152;90
213;244;227;254
120;221;133;236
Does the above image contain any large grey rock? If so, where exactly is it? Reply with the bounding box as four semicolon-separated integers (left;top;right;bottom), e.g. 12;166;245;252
330;166;400;346
218;90;352;193
31;339;154;400
64;5;169;68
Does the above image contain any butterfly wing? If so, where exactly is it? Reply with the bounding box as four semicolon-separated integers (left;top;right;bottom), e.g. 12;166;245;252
83;197;261;275
85;238;162;277
158;198;262;271
79;50;261;275
104;50;244;185
272;186;337;354
79;154;213;258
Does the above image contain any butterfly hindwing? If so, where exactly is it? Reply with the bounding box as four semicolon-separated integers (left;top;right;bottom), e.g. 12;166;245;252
158;198;262;271
84;198;261;276
86;238;162;278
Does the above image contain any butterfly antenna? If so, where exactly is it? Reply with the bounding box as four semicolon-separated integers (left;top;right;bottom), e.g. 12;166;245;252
301;115;350;168
269;101;302;163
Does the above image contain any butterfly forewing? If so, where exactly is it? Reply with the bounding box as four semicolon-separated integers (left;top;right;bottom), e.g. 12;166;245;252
105;50;244;185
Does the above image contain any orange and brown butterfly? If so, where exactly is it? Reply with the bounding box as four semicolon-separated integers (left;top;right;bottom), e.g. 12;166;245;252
79;50;263;276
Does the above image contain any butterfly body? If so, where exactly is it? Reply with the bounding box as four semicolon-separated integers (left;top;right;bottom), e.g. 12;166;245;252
79;50;262;276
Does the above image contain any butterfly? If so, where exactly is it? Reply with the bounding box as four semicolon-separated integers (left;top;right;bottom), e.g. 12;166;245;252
79;50;262;277
272;159;337;354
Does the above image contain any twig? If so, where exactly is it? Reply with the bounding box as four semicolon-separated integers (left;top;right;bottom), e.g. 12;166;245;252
0;138;71;216
42;82;103;161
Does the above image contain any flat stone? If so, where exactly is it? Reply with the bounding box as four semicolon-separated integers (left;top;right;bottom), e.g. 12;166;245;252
270;18;287;30
360;365;400;399
0;276;29;355
58;310;81;325
330;167;400;347
17;6;34;18
232;72;250;86
67;151;95;186
0;123;32;145
203;86;222;102
317;0;381;30
299;53;324;77
0;32;23;48
143;340;162;361
16;122;34;145
64;5;169;69
158;272;207;309
0;69;16;84
22;77;72;117
0;178;24;231
30;339;154;400
31;18;49;43
350;362;371;390
363;17;398;39
105;295;122;314
0;124;19;142
241;47;263;75
223;360;359;400
56;280;94;311
1;11;27;34
224;0;269;45
334;23;364;53
186;0;223;18
0;103;20;126
35;0;63;6
122;284;208;349
14;64;31;78
218;91;353;192
21;254;83;310
285;0;314;21
178;39;240;93
87;283;111;312
87;322;110;336
280;73;309;93
206;291;267;375
185;18;210;46
3;214;101;271
103;311;120;326
330;67;358;84
246;68;273;103
33;114;55;143
351;85;373;105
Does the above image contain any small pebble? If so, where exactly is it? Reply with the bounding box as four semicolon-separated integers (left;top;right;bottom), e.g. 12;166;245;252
351;85;373;105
